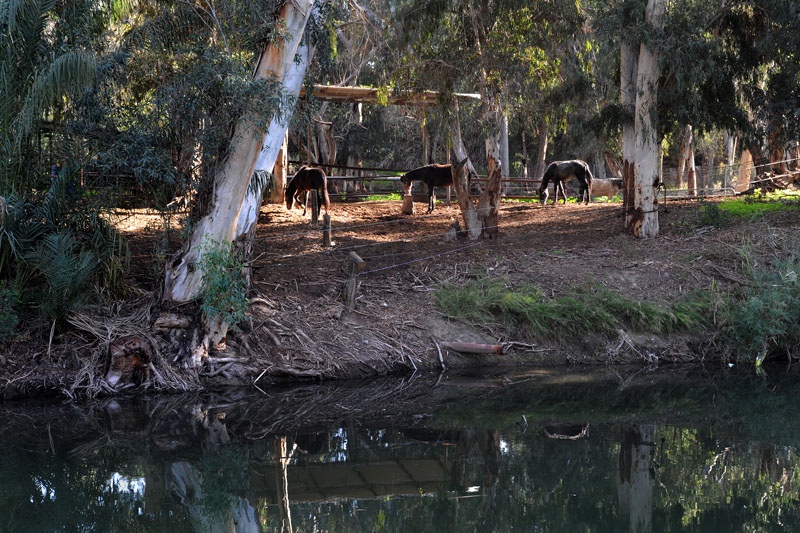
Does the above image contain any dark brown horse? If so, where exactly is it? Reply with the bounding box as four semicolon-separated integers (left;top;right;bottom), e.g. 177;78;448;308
538;160;594;205
285;166;331;218
400;163;453;213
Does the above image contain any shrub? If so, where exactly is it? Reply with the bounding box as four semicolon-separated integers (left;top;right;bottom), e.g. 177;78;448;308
0;283;20;340
722;252;800;362
198;240;248;327
1;183;128;322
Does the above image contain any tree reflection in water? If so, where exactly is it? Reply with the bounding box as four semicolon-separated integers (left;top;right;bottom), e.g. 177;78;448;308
3;368;800;531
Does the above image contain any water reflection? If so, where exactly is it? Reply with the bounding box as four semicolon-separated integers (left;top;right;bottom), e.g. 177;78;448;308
2;366;800;531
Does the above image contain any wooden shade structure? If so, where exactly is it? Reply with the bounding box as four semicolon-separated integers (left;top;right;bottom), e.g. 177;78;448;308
299;84;480;105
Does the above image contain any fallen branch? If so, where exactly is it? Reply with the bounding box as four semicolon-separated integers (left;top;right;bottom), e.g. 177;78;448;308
440;341;505;355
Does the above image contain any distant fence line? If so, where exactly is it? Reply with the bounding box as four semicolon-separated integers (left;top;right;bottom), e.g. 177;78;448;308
71;154;800;208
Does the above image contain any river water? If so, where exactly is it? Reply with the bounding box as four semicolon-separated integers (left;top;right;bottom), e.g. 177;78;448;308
1;364;798;532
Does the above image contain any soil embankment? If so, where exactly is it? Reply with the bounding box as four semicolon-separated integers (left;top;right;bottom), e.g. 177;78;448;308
3;197;794;399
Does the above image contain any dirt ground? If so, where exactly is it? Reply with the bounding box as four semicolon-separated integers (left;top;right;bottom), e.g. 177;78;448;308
4;193;797;399
226;193;786;381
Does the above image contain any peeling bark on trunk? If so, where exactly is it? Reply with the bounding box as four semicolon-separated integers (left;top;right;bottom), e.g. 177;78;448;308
271;132;289;204
163;0;315;367
451;135;503;240
237;41;313;239
737;149;754;192
723;131;737;190
687;143;697;196
478;136;503;238
623;0;665;239
451;158;481;240
451;99;481;193
533;116;548;183
676;124;692;190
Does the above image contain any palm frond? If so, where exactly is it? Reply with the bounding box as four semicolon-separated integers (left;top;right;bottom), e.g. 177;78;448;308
14;50;97;147
25;231;100;319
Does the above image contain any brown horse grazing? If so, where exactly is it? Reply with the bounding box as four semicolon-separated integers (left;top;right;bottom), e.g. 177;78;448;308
400;163;454;213
285;166;331;218
538;160;594;205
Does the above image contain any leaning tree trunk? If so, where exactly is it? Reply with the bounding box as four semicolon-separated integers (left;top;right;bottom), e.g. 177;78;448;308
624;0;665;239
237;39;314;238
164;0;315;367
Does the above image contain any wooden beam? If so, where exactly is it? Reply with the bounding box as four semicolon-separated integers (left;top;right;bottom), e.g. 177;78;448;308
299;85;480;105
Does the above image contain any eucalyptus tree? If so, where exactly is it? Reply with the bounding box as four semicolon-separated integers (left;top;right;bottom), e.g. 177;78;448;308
591;0;800;237
156;1;318;363
390;1;596;176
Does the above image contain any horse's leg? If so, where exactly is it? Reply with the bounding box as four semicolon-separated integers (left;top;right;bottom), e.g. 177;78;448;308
301;191;309;216
555;180;565;204
427;186;435;213
538;178;550;204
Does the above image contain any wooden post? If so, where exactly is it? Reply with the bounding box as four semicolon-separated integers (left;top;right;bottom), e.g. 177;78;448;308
270;132;289;204
345;251;365;309
310;190;319;225
322;213;332;247
401;182;415;215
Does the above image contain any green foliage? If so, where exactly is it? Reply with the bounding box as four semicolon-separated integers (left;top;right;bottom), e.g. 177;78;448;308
366;193;402;201
699;194;800;228
721;249;800;362
698;201;734;228
435;277;709;340
0;0;98;192
25;231;100;320
198;446;252;523
0;180;128;322
0;282;20;341
198;240;248;326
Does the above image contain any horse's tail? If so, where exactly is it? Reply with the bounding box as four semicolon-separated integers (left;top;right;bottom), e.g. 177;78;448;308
582;161;594;187
284;176;295;208
318;168;331;212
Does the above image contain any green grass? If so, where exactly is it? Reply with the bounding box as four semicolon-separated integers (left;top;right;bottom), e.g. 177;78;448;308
435;278;710;341
700;191;800;227
365;192;402;201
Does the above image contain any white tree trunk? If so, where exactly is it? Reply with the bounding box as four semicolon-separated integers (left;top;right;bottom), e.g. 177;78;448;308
164;0;315;365
500;112;509;179
737;148;754;192
533;115;548;181
236;38;315;238
620;42;638;163
618;425;656;533
687;143;697;196
676;124;692;189
451;99;481;188
626;0;666;239
723;130;737;190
